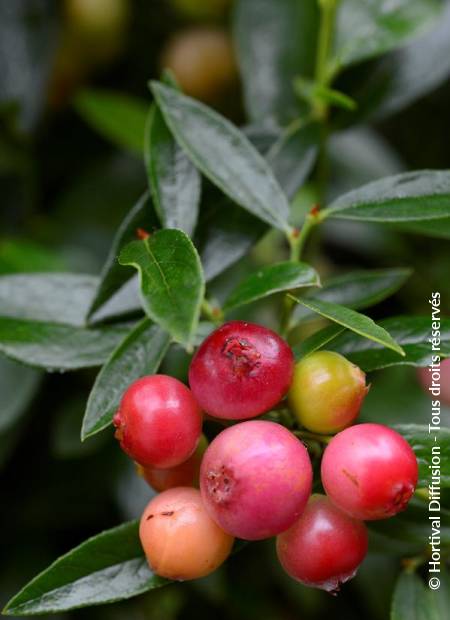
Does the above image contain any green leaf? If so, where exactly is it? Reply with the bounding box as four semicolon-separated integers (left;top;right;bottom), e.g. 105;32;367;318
335;0;441;69
150;82;291;232
0;274;97;326
0;356;41;433
233;0;319;124
196;195;267;282
432;567;450;620
2;521;169;615
87;192;157;320
390;571;434;620
82;320;170;440
0;318;132;371
289;295;405;356
329;316;450;372
323;171;450;223
266;122;319;200
375;3;450;118
393;424;450;488
145;104;200;235
393;218;450;241
293;324;346;359
292;268;412;324
119;230;204;347
224;261;320;312
74;90;148;153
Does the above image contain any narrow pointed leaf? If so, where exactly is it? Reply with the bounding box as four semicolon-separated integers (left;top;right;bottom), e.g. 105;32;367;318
2;521;169;616
0;274;98;326
145;104;200;235
335;0;441;69
293;324;346;359
288;296;405;356
233;0;318;124
0;318;131;371
292;268;412;324
119;230;204;347
329;316;450;372
87;192;157;319
390;571;433;620
82;320;171;440
150;82;291;232
323;171;450;222
224;261;320;312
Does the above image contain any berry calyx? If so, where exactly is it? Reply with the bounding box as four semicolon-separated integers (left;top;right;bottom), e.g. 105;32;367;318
139;487;234;581
288;351;368;434
189;321;294;420
276;494;368;593
139;434;208;492
321;423;418;520
113;375;202;469
200;420;312;540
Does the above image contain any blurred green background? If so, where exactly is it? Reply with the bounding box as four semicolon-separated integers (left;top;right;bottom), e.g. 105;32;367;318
1;1;449;619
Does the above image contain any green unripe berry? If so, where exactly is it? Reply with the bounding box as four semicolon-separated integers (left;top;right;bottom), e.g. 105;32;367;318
288;351;368;434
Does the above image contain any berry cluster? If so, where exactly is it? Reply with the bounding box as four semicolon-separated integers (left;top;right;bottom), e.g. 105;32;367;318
113;320;418;591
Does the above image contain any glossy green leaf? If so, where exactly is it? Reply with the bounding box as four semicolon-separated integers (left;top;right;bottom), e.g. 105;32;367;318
390;571;434;620
329;316;450;372
289;296;405;356
293;324;346;359
375;2;450;118
87;192;157;320
82;320;171;440
0;274;97;326
393;424;450;488
224;261;320;312
334;0;440;69
233;0;318;124
2;521;168;615
0;318;131;371
432;567;450;620
393;218;450;241
74;90;148;153
0;356;41;433
196;196;267;282
145;104;200;235
323;171;450;223
292;268;412;324
150;82;291;232
119;230;204;347
266;122;319;200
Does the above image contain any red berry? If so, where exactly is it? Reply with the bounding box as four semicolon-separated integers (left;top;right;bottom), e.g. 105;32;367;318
321;423;418;520
276;494;368;593
139;487;234;580
113;375;202;468
189;321;294;420
200;420;312;540
139;435;208;492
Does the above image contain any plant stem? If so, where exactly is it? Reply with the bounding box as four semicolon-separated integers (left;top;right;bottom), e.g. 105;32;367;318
201;299;223;325
314;0;338;118
294;429;333;444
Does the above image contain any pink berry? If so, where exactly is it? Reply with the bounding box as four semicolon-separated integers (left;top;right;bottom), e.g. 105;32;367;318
277;494;368;593
321;423;418;520
113;375;202;468
189;321;294;420
417;358;450;406
200;420;312;540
